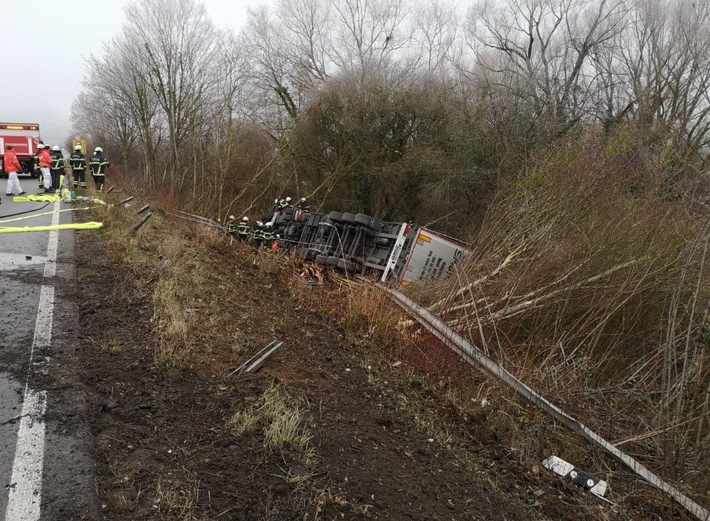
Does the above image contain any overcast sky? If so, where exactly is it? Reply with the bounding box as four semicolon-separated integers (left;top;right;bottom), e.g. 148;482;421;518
0;0;264;146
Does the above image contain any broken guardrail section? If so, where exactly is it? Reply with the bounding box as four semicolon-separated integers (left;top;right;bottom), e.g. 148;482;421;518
381;284;710;521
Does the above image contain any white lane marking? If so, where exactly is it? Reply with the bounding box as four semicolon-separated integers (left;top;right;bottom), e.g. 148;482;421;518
5;198;61;521
4;390;47;520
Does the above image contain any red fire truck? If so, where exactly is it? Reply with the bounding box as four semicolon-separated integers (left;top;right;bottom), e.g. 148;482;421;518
0;122;42;177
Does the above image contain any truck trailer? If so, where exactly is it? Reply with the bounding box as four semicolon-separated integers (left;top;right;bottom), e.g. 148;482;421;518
0;122;41;177
267;207;469;285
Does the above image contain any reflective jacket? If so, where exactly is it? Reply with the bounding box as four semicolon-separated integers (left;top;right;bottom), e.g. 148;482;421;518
3;150;21;173
39;149;53;168
237;222;250;236
51;152;65;171
70;151;86;171
89;153;110;176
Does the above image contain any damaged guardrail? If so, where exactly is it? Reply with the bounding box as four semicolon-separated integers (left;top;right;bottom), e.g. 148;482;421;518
381;285;710;521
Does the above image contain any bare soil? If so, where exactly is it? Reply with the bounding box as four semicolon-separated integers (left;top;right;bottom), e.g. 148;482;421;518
73;219;696;520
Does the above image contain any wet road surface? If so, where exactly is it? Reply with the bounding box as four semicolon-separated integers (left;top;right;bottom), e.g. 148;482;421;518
0;182;99;520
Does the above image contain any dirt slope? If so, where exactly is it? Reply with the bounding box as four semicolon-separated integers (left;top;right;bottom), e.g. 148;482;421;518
73;216;694;520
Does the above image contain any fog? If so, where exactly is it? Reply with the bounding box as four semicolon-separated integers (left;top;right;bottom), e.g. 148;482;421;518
0;0;261;145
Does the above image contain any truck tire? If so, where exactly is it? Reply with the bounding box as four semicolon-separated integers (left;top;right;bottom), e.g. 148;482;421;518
341;212;356;223
326;255;340;266
314;254;328;265
354;213;371;226
328;211;343;222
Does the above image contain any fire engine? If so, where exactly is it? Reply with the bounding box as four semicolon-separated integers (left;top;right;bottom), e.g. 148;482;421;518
0;122;41;177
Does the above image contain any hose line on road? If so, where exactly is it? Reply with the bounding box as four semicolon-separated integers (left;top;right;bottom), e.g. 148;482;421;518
0;203;51;220
0;222;103;234
0;207;91;225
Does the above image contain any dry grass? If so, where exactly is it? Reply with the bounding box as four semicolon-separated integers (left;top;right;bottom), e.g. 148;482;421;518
91;195;252;374
417;129;710;493
155;480;204;521
228;383;315;466
89;336;123;355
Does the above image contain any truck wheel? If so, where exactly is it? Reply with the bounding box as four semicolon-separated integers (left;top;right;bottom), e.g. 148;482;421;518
326;255;340;266
314;255;328;265
354;213;371;226
341;212;356;223
328;211;343;222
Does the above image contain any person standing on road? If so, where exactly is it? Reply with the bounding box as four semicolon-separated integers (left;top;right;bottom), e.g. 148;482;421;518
70;144;87;189
35;141;45;189
3;145;26;196
50;145;65;192
89;147;110;192
38;144;53;192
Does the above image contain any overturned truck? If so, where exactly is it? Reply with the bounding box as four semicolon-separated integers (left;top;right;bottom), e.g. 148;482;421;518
267;207;469;285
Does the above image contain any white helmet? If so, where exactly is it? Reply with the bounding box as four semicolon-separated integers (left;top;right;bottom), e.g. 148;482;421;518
51;145;60;151
228;215;235;220
285;196;292;203
265;222;273;228
257;221;263;226
242;216;249;222
300;197;307;203
94;147;103;153
74;144;82;151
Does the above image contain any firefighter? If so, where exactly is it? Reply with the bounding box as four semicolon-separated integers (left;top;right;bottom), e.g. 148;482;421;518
252;221;265;248
236;216;251;241
225;215;238;235
38;144;53;192
262;222;275;249
35;142;45;189
70;144;87;189
298;197;309;212
3;145;26;196
50;145;65;193
89;147;110;192
277;196;293;210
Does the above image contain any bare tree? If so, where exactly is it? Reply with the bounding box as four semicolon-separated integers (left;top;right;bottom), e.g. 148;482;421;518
123;0;222;186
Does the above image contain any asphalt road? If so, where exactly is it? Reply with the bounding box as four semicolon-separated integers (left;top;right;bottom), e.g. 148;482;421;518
0;181;99;520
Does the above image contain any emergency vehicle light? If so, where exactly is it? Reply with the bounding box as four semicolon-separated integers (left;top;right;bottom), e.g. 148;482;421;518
0;124;40;130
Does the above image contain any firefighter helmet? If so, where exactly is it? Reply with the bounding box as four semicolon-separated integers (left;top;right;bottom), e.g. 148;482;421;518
74;144;82;151
94;147;103;153
242;216;249;222
37;143;45;149
51;145;60;151
285;196;292;203
228;215;235;220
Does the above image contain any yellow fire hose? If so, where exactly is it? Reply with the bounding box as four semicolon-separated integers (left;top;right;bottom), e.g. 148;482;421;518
0;222;103;234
